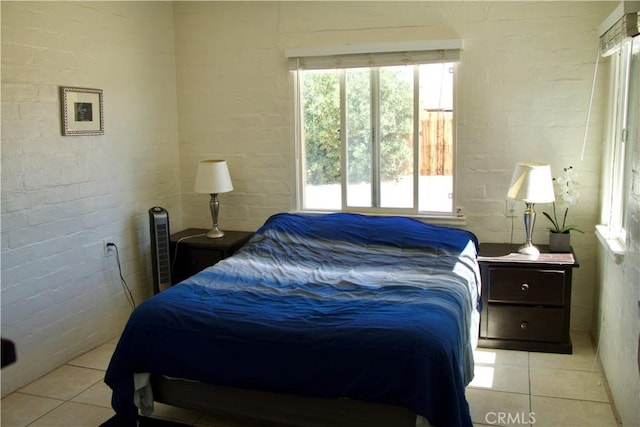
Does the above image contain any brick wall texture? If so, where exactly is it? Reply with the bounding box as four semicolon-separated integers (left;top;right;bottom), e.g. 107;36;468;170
1;1;615;395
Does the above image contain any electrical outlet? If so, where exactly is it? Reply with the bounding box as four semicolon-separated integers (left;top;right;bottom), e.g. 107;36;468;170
505;200;517;218
103;239;115;257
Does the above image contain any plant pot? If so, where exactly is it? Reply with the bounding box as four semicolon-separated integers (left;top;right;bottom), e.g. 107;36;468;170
549;232;571;253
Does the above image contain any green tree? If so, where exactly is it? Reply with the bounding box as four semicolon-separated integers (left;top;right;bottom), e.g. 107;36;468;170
303;71;340;185
303;67;413;186
379;68;413;182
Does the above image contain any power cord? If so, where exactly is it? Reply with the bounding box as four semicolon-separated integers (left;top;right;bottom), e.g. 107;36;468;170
171;233;206;273
106;243;136;309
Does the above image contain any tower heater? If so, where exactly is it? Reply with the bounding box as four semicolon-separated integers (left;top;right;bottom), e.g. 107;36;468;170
149;206;171;294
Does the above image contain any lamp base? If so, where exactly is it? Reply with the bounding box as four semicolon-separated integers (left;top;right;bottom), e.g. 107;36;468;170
206;227;225;239
517;242;540;256
518;202;539;257
206;193;224;239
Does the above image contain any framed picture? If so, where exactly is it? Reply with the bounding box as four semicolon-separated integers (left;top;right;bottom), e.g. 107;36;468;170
60;86;104;136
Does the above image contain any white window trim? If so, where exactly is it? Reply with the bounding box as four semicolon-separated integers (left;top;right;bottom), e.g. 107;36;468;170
596;2;638;258
285;39;462;60
289;40;464;221
600;44;628;236
595;224;625;263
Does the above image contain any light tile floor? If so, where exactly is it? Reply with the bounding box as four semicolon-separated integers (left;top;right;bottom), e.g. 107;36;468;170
1;331;621;427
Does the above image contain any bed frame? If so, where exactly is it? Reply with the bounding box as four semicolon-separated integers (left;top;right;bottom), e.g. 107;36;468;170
150;375;427;427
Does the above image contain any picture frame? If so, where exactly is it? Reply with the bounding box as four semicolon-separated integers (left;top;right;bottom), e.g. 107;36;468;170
60;86;104;136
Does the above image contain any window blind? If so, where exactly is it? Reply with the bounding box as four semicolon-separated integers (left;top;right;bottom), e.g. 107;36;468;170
286;39;462;70
599;2;640;56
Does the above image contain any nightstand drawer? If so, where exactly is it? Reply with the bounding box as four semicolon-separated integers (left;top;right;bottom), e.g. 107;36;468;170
489;268;565;305
169;229;254;286
185;248;223;274
487;306;564;342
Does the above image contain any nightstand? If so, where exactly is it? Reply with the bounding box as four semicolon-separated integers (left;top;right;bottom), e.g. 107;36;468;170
477;243;579;354
169;228;254;285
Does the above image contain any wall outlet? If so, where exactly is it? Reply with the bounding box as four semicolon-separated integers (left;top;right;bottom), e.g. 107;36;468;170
505;200;517;218
103;239;116;257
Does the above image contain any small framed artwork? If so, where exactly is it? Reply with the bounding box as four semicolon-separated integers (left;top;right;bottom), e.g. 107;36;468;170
60;86;104;136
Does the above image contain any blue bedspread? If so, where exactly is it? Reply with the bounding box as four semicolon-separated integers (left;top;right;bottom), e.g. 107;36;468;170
105;213;480;426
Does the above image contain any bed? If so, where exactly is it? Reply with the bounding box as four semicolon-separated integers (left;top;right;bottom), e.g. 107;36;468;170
105;213;481;426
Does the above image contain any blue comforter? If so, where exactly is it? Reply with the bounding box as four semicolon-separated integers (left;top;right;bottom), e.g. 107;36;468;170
105;213;480;426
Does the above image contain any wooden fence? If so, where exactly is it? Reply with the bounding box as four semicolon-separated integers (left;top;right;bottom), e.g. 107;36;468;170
419;111;453;176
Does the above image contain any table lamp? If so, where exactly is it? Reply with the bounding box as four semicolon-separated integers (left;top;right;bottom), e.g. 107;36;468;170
507;162;555;256
194;159;233;238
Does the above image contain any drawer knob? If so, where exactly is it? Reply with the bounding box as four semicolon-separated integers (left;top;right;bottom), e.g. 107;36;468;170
520;321;528;330
521;283;529;291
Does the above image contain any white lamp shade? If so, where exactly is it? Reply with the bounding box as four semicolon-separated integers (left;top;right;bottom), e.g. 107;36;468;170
194;160;233;194
507;162;555;203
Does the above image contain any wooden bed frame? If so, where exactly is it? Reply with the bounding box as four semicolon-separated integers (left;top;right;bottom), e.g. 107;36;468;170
150;375;428;427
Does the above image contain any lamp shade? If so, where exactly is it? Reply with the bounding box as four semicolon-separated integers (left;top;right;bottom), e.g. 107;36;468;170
194;160;233;194
507;162;555;203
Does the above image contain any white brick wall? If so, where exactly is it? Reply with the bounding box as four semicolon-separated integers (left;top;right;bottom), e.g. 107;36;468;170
174;1;613;332
1;2;182;395
1;0;618;399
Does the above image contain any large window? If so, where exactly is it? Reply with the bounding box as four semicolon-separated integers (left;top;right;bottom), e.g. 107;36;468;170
599;9;639;247
289;42;460;216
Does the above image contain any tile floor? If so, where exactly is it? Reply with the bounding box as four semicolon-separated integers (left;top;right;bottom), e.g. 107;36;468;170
1;331;621;427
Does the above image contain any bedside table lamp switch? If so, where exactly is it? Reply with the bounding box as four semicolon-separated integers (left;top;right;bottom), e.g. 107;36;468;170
507;162;556;256
194;159;233;239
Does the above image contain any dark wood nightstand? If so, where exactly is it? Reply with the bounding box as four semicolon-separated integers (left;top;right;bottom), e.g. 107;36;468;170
477;243;579;354
169;228;253;285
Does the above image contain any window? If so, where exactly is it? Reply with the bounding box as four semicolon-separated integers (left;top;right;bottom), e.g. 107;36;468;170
288;41;460;216
599;7;639;248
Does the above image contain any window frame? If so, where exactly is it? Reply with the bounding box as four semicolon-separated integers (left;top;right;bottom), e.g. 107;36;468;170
289;43;461;219
600;35;637;249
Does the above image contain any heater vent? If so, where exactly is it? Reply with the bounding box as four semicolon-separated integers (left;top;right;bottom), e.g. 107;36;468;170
149;207;171;294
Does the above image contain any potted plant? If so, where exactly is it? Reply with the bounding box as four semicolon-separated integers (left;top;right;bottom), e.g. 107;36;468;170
543;166;583;252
